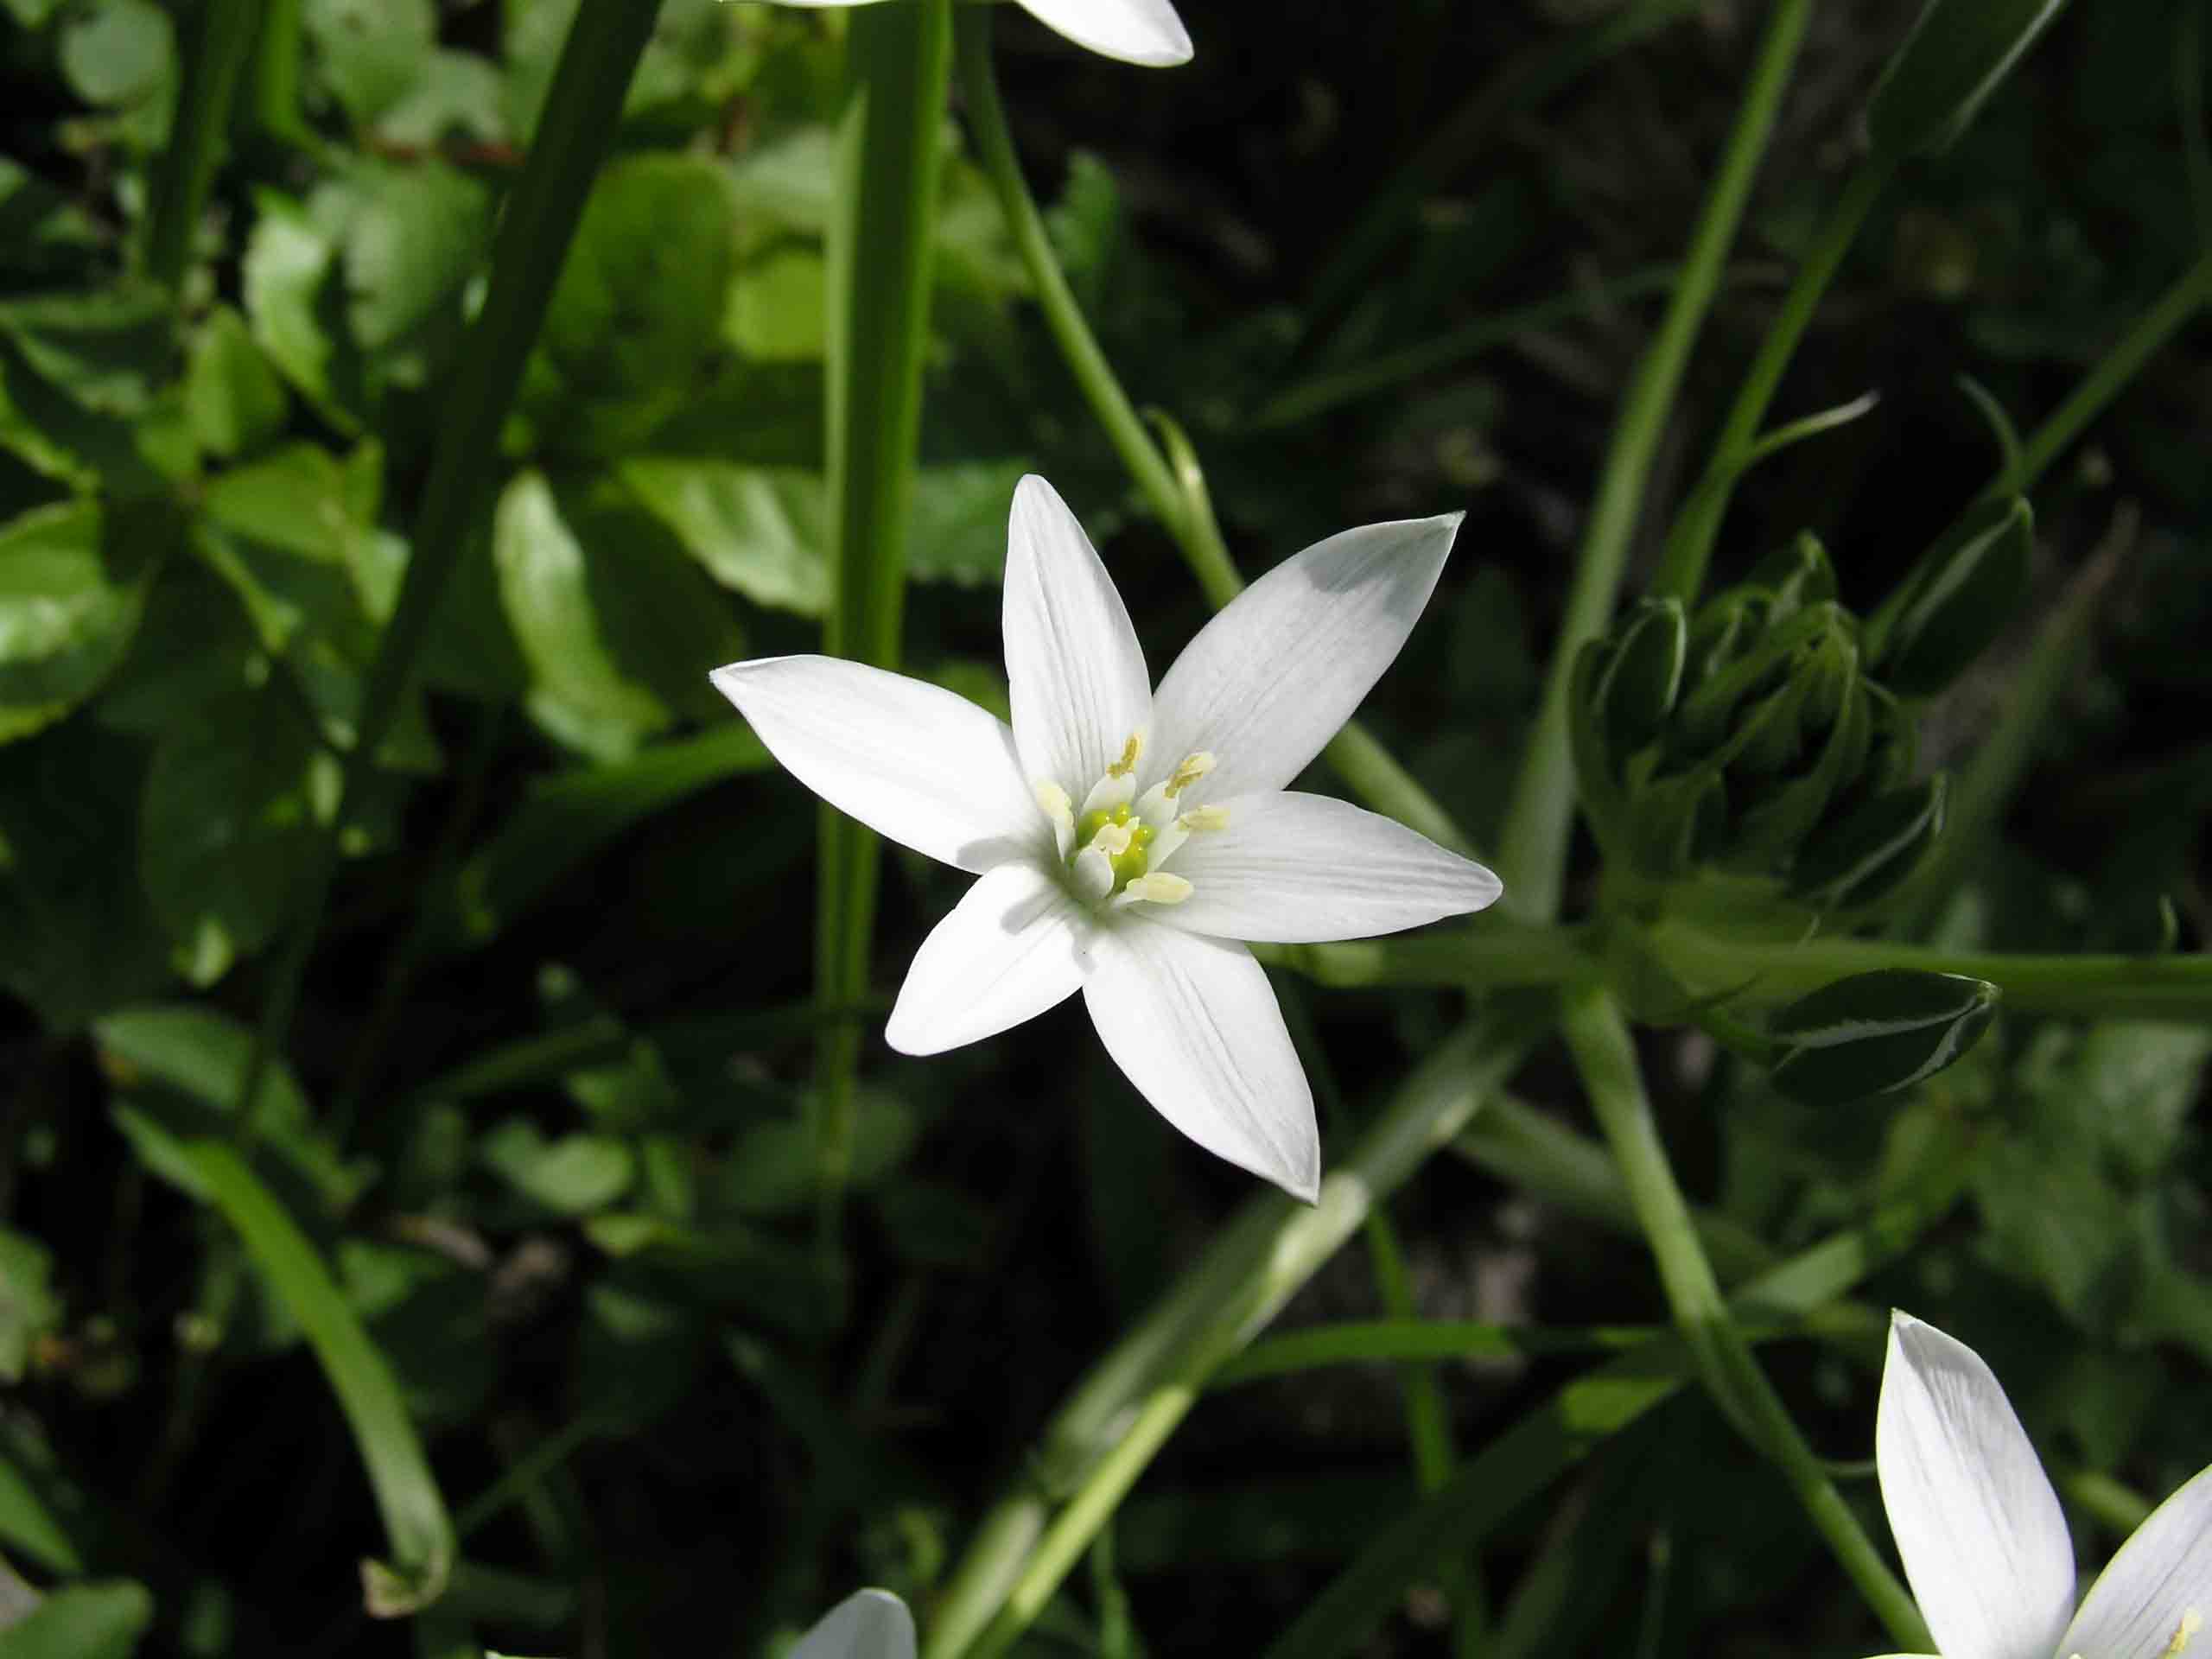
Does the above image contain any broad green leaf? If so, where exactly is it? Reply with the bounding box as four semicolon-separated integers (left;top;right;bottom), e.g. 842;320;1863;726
480;1120;636;1216
1867;0;2069;160
524;154;735;456
184;306;289;461
137;679;326;981
725;245;827;362
0;1581;152;1659
493;470;671;762
0;1230;59;1386
376;51;510;148
302;0;434;127
241;188;367;431
0;501;157;743
340;161;493;353
615;460;828;615
0;1450;80;1574
179;1141;454;1614
57;0;175;146
910;458;1029;586
0;287;171;416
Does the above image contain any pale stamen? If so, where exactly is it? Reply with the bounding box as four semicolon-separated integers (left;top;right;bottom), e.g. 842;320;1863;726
1034;780;1075;859
1118;872;1192;906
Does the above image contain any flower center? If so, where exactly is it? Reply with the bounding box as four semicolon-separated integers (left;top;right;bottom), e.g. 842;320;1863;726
1033;731;1227;912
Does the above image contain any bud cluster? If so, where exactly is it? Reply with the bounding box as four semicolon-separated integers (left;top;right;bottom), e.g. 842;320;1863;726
1572;499;2031;912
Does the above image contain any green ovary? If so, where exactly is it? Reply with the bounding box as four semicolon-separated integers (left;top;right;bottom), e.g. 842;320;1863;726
1073;803;1154;887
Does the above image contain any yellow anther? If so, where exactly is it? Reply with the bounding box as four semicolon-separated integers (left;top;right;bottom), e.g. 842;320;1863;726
1107;732;1143;779
1123;872;1192;906
2167;1610;2203;1655
1179;804;1230;832
1164;751;1216;798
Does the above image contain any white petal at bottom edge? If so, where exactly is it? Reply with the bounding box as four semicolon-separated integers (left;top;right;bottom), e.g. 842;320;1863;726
1148;791;1502;943
1875;1313;2077;1659
792;1589;916;1659
1080;922;1318;1201
887;861;1087;1056
2057;1460;2212;1659
1016;0;1192;65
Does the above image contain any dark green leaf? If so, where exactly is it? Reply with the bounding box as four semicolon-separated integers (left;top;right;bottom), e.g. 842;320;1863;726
616;460;828;616
302;0;434;127
492;470;672;761
0;501;158;742
0;1581;152;1659
1871;497;2032;697
184;306;289;461
1789;774;1948;910
137;678;327;981
1867;0;2070;160
480;1120;636;1216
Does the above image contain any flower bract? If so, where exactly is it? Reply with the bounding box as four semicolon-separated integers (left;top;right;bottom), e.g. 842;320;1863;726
760;0;1192;67
1871;1310;2212;1659
711;475;1502;1201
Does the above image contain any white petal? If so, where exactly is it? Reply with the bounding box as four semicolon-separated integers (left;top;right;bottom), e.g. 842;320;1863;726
1003;475;1154;803
1875;1313;2076;1659
1147;791;1502;944
792;1589;917;1659
1079;923;1318;1200
886;861;1087;1056
711;657;1039;874
2056;1461;2212;1659
1015;0;1192;65
1147;513;1461;800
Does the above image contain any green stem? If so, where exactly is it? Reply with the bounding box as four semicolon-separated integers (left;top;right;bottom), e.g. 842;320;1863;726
1893;511;2130;931
1559;983;1929;1650
2007;251;2212;495
812;0;953;1251
144;0;262;294
924;1014;1536;1659
1649;920;2212;1022
1257;264;1687;431
1297;0;1707;344
231;0;668;1153
1255;920;1589;992
954;16;1471;857
1653;157;1896;601
1492;0;1814;924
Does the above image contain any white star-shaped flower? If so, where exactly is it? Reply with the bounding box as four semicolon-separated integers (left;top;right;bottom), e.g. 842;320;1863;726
793;1589;915;1659
711;475;1501;1201
760;0;1192;67
1872;1311;2212;1659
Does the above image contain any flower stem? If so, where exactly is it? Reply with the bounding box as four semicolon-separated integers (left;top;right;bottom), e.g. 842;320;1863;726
812;0;954;1252
953;16;1471;858
1651;156;1896;603
2006;250;2212;495
229;0;669;1153
143;0;261;295
1492;0;1813;925
1648;920;2212;1022
923;1013;1537;1659
1559;982;1930;1650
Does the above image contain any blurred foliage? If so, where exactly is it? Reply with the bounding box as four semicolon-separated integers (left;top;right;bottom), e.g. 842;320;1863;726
0;0;2207;1656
